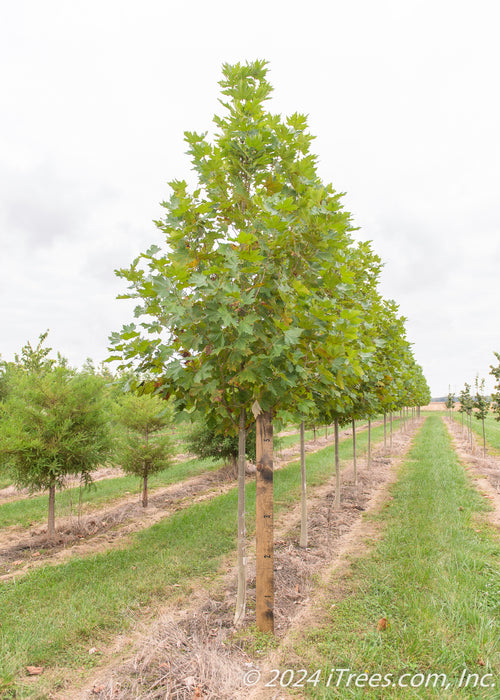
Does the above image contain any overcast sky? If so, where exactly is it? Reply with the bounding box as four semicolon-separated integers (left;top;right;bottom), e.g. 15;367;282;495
1;0;499;397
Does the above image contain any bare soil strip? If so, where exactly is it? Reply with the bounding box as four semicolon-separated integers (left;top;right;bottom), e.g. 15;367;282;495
444;417;500;532
0;424;368;581
63;420;422;700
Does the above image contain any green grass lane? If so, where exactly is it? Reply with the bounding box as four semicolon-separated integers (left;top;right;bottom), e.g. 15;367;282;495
0;435;302;530
0;420;397;696
291;416;500;698
0;455;223;530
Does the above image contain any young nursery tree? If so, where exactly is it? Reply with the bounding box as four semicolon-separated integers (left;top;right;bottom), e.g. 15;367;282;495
109;60;366;632
0;332;55;404
458;383;474;447
0;344;112;539
473;375;490;457
113;393;174;507
490;352;500;422
14;330;56;374
445;389;455;419
0;360;12;403
186;419;256;477
299;419;308;547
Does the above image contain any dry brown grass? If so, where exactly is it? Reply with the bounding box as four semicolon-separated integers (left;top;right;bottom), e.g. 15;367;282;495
79;426;420;700
91;605;249;699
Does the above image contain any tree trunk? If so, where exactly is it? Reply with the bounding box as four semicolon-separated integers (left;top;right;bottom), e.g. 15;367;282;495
390;412;393;450
482;418;486;457
234;407;247;626
143;430;150;507
229;454;238;479
48;484;56;539
383;412;387;452
142;471;148;507
334;418;340;510
352;418;357;485
299;421;307;548
325;425;328;439
255;408;274;633
367;418;371;469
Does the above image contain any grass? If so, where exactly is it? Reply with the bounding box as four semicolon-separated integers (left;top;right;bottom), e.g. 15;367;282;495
452;413;500;454
0;420;382;531
0;436;298;531
0;476;11;490
289;416;500;698
0;419;396;696
0;455;222;530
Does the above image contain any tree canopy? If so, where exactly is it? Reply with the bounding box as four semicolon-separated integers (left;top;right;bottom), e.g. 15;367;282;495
0;335;112;537
108;60;378;428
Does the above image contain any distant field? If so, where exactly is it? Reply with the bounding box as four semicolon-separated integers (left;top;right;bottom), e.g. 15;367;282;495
422;402;448;411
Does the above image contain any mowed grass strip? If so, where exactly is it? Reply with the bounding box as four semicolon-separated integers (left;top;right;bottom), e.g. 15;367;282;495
0;433;305;530
291;416;500;698
452;413;500;454
0;433;309;531
0;421;381;531
0;455;222;530
0;421;396;694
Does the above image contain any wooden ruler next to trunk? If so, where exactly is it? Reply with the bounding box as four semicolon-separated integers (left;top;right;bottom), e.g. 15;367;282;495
255;405;274;633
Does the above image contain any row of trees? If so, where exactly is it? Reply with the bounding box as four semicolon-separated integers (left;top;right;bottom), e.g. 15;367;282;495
0;334;175;537
447;353;500;456
0;328;426;546
108;61;431;631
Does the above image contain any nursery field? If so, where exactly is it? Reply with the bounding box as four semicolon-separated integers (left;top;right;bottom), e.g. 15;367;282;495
1;413;499;699
0;59;442;699
281;416;500;699
3;56;499;700
0;418;391;698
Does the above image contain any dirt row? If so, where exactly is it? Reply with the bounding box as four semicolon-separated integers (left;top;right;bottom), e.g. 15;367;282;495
244;417;500;700
0;423;377;580
63;421;424;700
444;417;500;531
